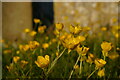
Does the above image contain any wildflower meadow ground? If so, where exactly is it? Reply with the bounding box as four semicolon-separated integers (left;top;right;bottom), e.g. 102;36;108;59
2;18;120;79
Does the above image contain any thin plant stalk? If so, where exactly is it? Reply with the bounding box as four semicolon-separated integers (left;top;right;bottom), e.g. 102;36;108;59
104;55;106;61
68;54;81;80
32;49;36;54
103;53;106;80
89;64;92;74
47;48;66;75
42;68;47;79
57;33;60;53
79;56;82;75
87;68;97;79
57;41;60;52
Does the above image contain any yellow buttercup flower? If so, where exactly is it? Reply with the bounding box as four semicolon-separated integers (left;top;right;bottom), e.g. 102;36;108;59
29;31;37;36
54;29;60;36
48;41;52;45
16;50;20;54
88;53;95;59
101;42;112;52
108;52;119;60
117;47;120;51
94;58;106;69
19;45;23;50
83;26;91;31
76;46;89;56
112;25;119;35
97;69;105;77
101;42;112;57
60;33;85;50
23;45;29;51
51;38;57;43
21;60;28;64
29;41;40;50
101;27;107;31
34;18;41;23
86;53;95;64
61;34;78;49
13;56;20;63
3;49;12;54
115;33;119;38
20;60;28;68
56;51;59;57
24;28;30;33
69;25;82;34
6;63;14;72
45;36;49;40
38;26;46;33
42;43;49;49
76;36;86;42
55;23;64;31
19;44;29;51
35;55;50;68
59;35;66;40
74;65;79;69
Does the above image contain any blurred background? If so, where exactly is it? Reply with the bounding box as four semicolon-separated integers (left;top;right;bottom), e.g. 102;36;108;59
0;2;119;79
1;2;119;41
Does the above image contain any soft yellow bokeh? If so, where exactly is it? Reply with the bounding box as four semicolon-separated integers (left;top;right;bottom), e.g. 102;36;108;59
101;42;112;52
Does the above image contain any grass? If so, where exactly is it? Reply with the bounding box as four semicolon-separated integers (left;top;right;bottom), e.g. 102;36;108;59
1;22;120;79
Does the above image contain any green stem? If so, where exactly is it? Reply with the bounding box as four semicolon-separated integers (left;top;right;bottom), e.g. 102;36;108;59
42;69;47;79
68;54;81;80
103;55;106;80
47;48;66;75
57;41;60;53
87;68;97;79
89;64;92;74
57;34;60;53
68;70;74;80
32;49;36;54
79;56;82;75
26;66;32;76
104;56;106;61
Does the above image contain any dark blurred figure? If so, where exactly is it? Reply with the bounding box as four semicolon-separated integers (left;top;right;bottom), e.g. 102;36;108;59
32;2;54;30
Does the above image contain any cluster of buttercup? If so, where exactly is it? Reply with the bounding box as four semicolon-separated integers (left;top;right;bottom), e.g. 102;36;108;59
55;23;86;51
19;41;40;51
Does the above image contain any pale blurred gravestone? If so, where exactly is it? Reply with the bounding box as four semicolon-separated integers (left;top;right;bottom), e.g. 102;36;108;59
2;2;32;42
54;2;118;30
